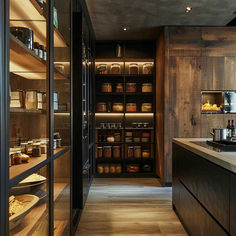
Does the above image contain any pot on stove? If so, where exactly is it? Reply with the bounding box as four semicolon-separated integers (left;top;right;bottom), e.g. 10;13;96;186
210;128;228;141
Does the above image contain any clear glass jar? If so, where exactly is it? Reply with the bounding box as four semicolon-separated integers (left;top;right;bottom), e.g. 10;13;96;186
113;146;121;158
110;165;116;173
126;103;137;112
20;142;28;154
114;133;121;142
134;146;142;158
129;63;139;75
97;165;104;174
126;83;137;93
142;149;150;158
112;103;124;112
115;164;122;173
127;146;134;158
40;141;47;154
26;141;33;155
141;103;152;112
101;83;112;93
116;83;123;93
110;63;121;74
97;64;108;74
97;147;103;158
104;165;110;173
103;146;112;158
32;143;41;157
142;83;152;93
97;102;107;112
143;63;153;74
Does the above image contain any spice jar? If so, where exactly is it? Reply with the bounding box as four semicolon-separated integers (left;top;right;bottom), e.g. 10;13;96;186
127;146;134;158
115;165;122;173
143;63;153;74
141;103;152;112
142;149;150;158
110;165;116;173
32;143;41;157
142;83;152;93
97;64;108;74
101;83;112;93
97;165;104;174
126;103;137;112
116;83;123;93
97;147;103;158
126;83;137;93
134;146;141;158
114;133;121;142
97;102;107;112
112;103;124;112
104;165;110;173
129;63;139;75
113;146;121;158
110;63;121;74
103;146;112;158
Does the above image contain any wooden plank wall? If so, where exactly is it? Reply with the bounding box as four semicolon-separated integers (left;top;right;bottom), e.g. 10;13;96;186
156;26;236;185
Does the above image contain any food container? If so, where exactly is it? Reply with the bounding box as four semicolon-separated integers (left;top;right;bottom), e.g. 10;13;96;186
115;83;123;93
56;139;62;148
110;165;116;173
37;92;44;110
143;123;150;128
97;102;107;112
40;142;47;154
13;151;22;165
38;45;44;59
115;165;122;173
10;27;34;50
125;132;132;137
25;90;37;110
143;63;153;74
142;83;152;93
103;146;112;158
97;165;104;174
26;141;33;156
32;143;41;157
142;133;150;142
110;63;121;74
141;103;152;112
133;137;141;142
129;63;139;75
142;149;150;158
127;146;134;158
97;147;103;158
134;146;141;158
126;83;137;93
107;136;115;143
53;139;57;150
54;63;65;74
112;103;124;112
114;133;121;142
142;165;152;172
125;137;132;143
113;146;121;158
101;83;112;93
20;143;28;154
126;103;137;112
33;42;40;55
104;165;110;173
126;164;139;173
97;64;108;74
10;91;24;108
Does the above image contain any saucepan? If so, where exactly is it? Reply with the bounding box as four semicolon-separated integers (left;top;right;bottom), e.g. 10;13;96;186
209;128;228;141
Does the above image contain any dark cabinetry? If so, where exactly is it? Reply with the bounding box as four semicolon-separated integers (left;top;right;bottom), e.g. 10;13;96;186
230;173;236;235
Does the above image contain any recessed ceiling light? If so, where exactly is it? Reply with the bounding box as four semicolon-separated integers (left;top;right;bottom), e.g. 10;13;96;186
185;6;192;13
123;28;127;31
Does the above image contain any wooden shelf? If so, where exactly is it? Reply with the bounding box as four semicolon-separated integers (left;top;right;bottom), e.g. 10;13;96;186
96;58;154;62
10;0;67;47
9;183;67;236
10;146;68;180
10;108;46;114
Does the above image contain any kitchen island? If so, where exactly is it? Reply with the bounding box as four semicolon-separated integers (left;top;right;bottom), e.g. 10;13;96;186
172;138;236;236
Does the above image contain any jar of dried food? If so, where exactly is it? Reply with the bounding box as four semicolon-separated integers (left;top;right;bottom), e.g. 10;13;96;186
141;103;152;112
126;83;137;93
32;143;41;157
97;102;107;112
143;63;153;74
110;165;116;173
20;142;28;154
101;83;112;93
107;136;115;143
127;146;134;158
97;64;108;74
129;63;139;75
104;165;110;174
104;146;112;158
134;146;141;158
114;133;121;142
97;165;104;174
115;83;123;93
40;141;47;154
142;149;150;158
112;103;124;112
97;147;103;158
13;151;22;165
53;139;57;150
126;103;137;112
113;146;121;158
142;83;152;93
115;165;122;173
38;45;44;59
110;63;121;74
26;141;33;155
126;164;140;173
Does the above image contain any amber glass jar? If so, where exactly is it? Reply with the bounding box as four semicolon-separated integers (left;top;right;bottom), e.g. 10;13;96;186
115;83;123;93
126;83;137;93
97;165;104;174
141;103;152;112
112;103;124;112
110;63;121;74
129;63;139;75
110;165;116;173
127;146;134;158
97;147;103;158
104;165;110;174
113;146;121;158
134;146;141;158
97;102;107;112
101;83;112;93
142;83;152;93
126;103;137;112
115;165;122;173
103;146;112;158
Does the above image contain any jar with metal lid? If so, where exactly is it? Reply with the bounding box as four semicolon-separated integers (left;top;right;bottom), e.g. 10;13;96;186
141;103;152;112
103;146;112;158
20;142;28;154
126;103;137;112
104;165;110;173
143;63;153;74
142;83;152;93
116;83;123;93
97;147;103;158
113;146;121;158
32;143;41;157
26;141;33;155
97;64;108;74
97;102;107;112
114;133;121;142
129;63;139;75
127;146;134;158
112;103;124;112
110;63;121;74
126;83;137;93
101;83;112;93
134;146;142;158
142;149;150;158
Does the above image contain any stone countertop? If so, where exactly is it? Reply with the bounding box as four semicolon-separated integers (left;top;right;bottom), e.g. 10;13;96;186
173;138;236;174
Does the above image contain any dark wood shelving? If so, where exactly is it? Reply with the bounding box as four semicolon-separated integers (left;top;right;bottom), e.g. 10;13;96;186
10;108;46;114
124;142;154;145
124;158;154;162
95;172;154;178
96;142;124;145
96;158;122;163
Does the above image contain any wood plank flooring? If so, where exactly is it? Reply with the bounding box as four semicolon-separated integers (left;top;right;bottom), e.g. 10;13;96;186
76;178;187;236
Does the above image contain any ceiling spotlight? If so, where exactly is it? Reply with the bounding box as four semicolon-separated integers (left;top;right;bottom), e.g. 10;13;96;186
123;28;127;31
185;6;192;13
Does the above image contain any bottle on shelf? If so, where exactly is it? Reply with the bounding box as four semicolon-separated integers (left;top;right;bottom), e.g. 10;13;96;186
227;120;232;139
232;120;235;137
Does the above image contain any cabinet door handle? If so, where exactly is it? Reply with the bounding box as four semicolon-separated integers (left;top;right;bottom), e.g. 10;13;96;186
191;114;197;126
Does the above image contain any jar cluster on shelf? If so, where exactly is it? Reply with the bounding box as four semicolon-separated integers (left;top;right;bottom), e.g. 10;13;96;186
97;164;122;174
125;131;151;143
97;146;122;159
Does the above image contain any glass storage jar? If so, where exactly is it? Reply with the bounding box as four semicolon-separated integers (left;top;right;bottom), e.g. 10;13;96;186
20;142;28;154
103;146;112;158
127;146;134;158
134;146;141;158
112;103;124;112
110;165;116;173
115;164;122;173
107;136;115;142
126;83;137;93
113;146;121;158
115;83;123;93
104;165;110;173
32;143;41;157
114;133;121;142
129;63;139;75
126;103;137;112
97;102;107;112
141;103;152;112
101;83;112;93
97;64;108;74
97;147;103;158
143;63;153;74
97;165;104;174
142;83;152;93
110;63;121;74
40;141;47;154
26;141;33;156
142;149;150;158
142;132;150;142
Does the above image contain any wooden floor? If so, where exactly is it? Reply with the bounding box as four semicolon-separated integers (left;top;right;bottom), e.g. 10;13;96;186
76;178;187;236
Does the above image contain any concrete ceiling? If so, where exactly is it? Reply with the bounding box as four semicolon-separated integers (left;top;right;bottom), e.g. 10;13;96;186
85;0;236;40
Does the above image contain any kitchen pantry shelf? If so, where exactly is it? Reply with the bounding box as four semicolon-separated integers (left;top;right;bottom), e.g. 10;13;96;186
10;108;46;114
10;0;67;47
10;34;68;80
